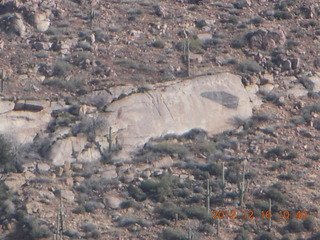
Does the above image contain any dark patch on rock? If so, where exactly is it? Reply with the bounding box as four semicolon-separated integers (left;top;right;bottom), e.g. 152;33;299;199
13;103;43;112
201;91;239;109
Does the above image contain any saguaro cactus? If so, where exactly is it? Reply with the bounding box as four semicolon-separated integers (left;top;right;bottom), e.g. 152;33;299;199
237;161;248;207
220;162;226;206
107;127;112;153
89;5;95;30
0;69;6;92
205;179;212;212
183;30;190;77
268;198;272;231
54;194;65;240
187;228;194;240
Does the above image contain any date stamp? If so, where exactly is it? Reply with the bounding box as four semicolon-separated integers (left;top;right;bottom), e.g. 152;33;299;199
212;210;310;220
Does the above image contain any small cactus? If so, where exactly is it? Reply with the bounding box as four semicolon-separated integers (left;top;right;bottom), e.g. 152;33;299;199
89;5;96;30
107;127;112;153
237;161;248;207
220;162;226;206
0;69;6;92
205;179;212;212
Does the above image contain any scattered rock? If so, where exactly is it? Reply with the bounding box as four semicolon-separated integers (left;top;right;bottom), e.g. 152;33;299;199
100;165;118;180
60;190;75;202
104;196;122;209
37;163;50;174
259;84;275;95
260;74;274;85
153;5;168;17
32;11;51;32
26;202;43;214
248;29;286;51
281;60;292;72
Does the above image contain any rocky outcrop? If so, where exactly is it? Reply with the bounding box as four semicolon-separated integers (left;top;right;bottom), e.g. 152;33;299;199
248;29;286;51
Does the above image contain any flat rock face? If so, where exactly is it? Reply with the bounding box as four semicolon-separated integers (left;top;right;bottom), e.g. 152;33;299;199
107;72;253;157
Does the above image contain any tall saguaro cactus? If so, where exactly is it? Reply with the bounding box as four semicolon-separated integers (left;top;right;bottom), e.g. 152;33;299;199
183;30;190;77
268;198;272;231
205;179;212;212
54;194;65;240
0;69;6;92
89;5;95;30
237;161;248;207
107;127;112;153
220;162;226;206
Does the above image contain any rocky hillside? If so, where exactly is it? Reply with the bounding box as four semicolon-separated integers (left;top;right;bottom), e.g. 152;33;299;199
0;0;320;240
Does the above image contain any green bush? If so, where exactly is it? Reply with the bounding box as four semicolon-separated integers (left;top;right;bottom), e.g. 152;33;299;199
303;216;316;231
140;174;178;202
161;228;187;240
154;202;186;220
235;228;251;240
287;219;304;233
183;205;209;220
43;77;85;90
274;11;292;19
231;36;247;49
278;173;295;181
147;142;188;157
0;134;20;173
152;40;165;49
251;16;264;25
266;188;287;203
256;232;276;240
52;60;73;77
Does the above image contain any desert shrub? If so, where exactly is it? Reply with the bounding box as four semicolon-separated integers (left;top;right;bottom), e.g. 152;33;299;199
303;216;316;231
269;162;286;171
152;40;165;49
85;230;101;239
198;223;214;234
287;219;304;233
157;219;171;226
140;174;178;202
265;189;287;203
265;147;297;160
120;199;136;209
176;39;204;54
254;200;269;212
154;203;186;220
235;228;250;240
286;40;300;50
81;222;96;233
183;205;209;220
84;201;102;213
42;77;84;90
11;216;53;240
256;232;276;240
146;142;188;157
307;154;320;161
237;60;263;73
274;11;292;19
231;36;247;48
115;58;140;69
52;60;73;77
309;232;320;240
203;38;221;48
195;19;207;29
77;41;92;51
302;102;320;123
64;228;81;239
72;205;86;214
278;173;295;181
127;185;147;201
192;168;210;180
251;16;264;25
161;228;187;240
186;195;202;204
0;134;21;173
176;189;191;198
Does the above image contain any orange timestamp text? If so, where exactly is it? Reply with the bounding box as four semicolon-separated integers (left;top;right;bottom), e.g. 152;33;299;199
212;210;310;220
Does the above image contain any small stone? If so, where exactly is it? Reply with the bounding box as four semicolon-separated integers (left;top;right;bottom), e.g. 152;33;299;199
37;163;50;173
60;190;75;202
281;60;292;72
